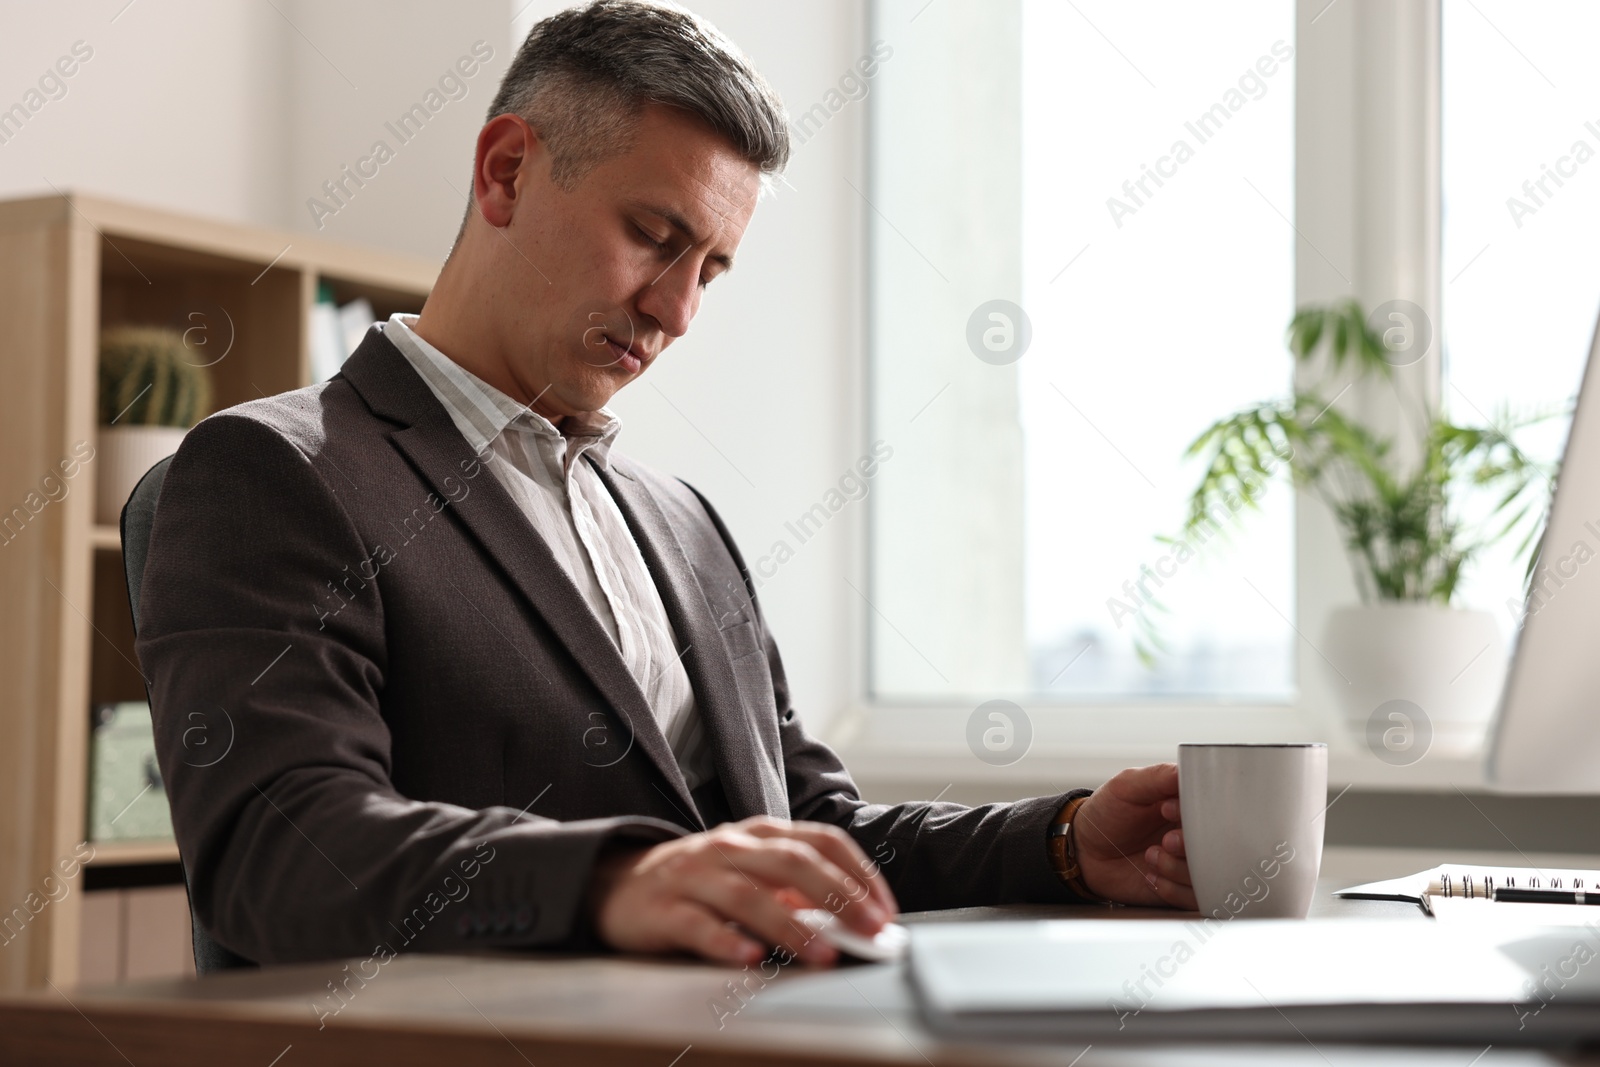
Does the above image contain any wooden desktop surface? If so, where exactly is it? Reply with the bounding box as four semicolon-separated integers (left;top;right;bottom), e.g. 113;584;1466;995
3;853;1597;1067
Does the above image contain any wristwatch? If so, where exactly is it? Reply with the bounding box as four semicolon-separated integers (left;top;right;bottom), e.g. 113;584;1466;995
1047;792;1111;904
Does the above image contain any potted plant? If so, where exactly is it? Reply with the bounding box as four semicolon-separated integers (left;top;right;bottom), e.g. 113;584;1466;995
95;325;211;526
1156;300;1557;754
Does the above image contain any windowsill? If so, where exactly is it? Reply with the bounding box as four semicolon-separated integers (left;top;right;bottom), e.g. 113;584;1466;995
833;740;1490;792
827;702;1492;793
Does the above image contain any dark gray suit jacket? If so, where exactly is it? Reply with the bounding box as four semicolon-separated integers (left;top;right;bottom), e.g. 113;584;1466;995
134;329;1084;966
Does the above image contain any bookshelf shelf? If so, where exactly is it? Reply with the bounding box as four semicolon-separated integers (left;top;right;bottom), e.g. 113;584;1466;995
84;840;181;868
0;192;435;992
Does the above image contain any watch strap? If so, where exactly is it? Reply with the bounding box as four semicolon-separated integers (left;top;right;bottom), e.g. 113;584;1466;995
1047;790;1112;905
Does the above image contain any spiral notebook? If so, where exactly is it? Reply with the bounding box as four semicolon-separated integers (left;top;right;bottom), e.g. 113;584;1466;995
1337;864;1600;919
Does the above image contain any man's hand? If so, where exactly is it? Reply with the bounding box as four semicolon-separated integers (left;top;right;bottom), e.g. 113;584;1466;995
588;816;898;967
1073;763;1195;910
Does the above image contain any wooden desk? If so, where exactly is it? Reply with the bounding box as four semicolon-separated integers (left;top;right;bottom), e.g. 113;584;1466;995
3;850;1596;1067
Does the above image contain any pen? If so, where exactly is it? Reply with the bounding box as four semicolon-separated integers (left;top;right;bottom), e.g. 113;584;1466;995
1492;887;1600;905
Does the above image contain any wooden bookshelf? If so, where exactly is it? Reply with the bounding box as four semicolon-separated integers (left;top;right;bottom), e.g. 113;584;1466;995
0;192;435;993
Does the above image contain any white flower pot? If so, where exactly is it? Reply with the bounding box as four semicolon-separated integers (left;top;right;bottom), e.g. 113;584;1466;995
1321;603;1507;759
96;426;188;527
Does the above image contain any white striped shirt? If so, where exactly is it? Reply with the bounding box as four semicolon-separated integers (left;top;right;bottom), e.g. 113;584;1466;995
383;314;713;791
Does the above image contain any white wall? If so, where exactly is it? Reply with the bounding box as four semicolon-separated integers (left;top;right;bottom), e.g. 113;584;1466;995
281;0;512;260
2;0;870;739
0;0;513;258
0;0;290;225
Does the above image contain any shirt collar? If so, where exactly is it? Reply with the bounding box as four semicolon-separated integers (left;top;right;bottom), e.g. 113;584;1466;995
383;313;622;469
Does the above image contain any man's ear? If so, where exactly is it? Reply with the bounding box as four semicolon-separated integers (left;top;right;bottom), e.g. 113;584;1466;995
473;113;539;229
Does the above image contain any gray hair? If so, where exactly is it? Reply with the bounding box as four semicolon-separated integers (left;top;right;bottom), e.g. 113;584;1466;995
485;0;789;192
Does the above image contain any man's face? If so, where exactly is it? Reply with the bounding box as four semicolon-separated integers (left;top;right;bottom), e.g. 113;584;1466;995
487;103;762;420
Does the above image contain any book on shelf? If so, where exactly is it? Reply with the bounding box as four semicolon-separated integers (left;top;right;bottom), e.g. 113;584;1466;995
88;701;173;844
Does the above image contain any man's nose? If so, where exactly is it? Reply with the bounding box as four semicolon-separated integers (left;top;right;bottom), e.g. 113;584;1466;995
636;261;700;340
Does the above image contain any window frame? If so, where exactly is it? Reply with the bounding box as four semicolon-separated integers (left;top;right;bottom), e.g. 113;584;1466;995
835;0;1478;788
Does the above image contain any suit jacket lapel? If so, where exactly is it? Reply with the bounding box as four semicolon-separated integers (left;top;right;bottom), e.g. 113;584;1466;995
340;333;704;829
595;460;788;820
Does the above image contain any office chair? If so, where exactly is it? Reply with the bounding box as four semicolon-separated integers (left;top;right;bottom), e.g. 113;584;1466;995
120;454;255;974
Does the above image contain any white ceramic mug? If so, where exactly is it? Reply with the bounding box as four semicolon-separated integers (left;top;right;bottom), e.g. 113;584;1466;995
1177;742;1328;920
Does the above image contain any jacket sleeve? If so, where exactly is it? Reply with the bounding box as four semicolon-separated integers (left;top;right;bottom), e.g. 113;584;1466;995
680;482;1096;913
775;641;1093;912
135;411;685;966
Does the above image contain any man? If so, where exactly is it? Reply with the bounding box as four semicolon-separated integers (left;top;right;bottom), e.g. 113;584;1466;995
136;0;1193;970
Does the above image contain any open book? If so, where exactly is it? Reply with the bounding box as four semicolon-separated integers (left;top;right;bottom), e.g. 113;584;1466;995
1337;864;1600;919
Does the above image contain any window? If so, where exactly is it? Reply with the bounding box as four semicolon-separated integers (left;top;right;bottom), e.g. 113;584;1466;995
867;0;1296;704
1442;0;1600;626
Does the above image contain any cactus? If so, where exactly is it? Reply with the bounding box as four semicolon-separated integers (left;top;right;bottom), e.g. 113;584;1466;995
97;325;212;428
